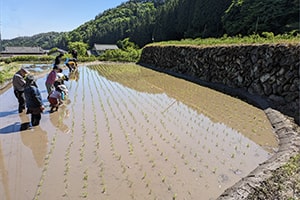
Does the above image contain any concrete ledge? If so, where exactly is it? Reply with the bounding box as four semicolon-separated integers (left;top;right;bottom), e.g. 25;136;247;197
217;108;300;200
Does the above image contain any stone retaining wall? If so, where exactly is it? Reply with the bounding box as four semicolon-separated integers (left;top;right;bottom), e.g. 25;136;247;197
139;44;300;124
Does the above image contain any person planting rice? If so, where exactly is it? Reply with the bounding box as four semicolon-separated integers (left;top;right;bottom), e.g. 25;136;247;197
24;75;44;126
48;85;64;113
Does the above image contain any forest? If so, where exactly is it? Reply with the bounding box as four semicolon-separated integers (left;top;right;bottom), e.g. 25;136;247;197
1;0;299;50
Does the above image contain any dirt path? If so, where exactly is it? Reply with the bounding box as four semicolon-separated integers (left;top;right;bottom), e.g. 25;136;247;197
0;63;278;200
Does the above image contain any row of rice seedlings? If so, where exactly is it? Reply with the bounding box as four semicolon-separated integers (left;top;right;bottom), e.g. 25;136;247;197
91;65;134;197
106;102;159;197
105;67;186;198
100;75;137;157
33;130;60;199
89;69;112;195
79;68;87;164
61;76;79;197
101;66;162;199
79;68;96;198
96;65;172;198
87;69;102;155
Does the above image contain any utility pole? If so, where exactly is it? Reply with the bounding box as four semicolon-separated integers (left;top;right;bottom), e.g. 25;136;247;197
0;0;2;55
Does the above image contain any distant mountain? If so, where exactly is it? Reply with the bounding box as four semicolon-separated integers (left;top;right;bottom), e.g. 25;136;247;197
1;0;298;51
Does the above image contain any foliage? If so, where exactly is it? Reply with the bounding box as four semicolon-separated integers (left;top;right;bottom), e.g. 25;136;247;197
117;38;140;51
147;32;300;46
0;55;54;64
67;42;89;56
222;0;299;36
1;0;298;52
98;48;142;62
0;63;20;84
48;48;59;55
1;32;63;50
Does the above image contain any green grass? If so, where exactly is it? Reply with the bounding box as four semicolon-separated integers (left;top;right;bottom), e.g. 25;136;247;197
147;32;300;47
0;63;21;84
248;154;300;199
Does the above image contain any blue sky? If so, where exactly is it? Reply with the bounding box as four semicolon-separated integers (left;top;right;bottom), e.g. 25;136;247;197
1;0;126;39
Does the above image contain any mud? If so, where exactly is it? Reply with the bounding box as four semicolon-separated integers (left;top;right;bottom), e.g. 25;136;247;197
0;63;278;200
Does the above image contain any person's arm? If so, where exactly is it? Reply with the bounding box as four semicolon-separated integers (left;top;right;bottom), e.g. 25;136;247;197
13;74;26;91
48;71;57;84
33;87;44;111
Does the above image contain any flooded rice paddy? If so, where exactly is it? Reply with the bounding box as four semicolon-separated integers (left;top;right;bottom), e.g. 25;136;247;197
0;63;278;200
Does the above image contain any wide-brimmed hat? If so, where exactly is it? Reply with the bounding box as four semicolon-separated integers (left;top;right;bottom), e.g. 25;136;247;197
58;84;68;92
25;75;35;83
21;67;30;74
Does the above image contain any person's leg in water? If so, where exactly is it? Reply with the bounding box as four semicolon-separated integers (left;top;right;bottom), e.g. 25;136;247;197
65;62;73;72
14;90;26;113
31;113;41;126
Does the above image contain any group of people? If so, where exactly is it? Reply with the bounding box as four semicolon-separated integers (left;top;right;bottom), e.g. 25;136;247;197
13;68;44;126
12;50;76;128
46;66;69;113
55;49;78;72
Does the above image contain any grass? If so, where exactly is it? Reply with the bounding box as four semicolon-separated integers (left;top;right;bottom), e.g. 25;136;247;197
247;154;300;199
0;63;21;84
146;32;299;47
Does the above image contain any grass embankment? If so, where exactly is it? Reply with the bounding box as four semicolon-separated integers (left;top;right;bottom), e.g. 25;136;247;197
0;63;21;85
148;32;300;47
248;154;300;199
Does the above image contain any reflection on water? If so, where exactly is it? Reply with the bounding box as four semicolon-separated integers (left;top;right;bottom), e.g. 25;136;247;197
19;114;48;168
91;63;277;150
49;104;70;134
21;64;52;73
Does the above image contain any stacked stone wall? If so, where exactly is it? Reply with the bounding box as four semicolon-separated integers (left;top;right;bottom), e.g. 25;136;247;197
139;44;300;124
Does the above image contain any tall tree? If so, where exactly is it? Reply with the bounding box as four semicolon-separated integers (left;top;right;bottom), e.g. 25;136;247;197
222;0;299;36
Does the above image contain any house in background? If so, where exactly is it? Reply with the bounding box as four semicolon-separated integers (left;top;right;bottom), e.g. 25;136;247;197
0;46;46;57
89;44;119;56
45;48;68;56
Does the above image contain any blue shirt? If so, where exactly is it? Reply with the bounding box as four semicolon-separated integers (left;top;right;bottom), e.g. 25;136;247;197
24;84;43;109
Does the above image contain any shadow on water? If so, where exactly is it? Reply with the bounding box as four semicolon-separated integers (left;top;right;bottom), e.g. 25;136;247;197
0;110;19;118
0;122;31;134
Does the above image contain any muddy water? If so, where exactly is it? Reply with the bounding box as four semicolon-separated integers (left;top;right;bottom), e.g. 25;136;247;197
0;63;278;200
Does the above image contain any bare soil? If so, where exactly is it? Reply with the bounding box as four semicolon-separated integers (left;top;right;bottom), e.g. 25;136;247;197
0;63;278;200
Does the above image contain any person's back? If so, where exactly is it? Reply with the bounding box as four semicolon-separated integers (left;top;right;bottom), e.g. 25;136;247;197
54;53;64;67
24;75;44;126
24;84;41;108
13;71;26;91
12;68;29;113
45;66;59;94
71;49;78;60
48;87;63;112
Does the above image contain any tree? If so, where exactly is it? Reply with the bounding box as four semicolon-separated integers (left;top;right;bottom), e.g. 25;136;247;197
68;42;89;56
222;0;299;36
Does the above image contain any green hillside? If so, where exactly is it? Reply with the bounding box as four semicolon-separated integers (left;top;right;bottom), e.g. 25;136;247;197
1;0;299;50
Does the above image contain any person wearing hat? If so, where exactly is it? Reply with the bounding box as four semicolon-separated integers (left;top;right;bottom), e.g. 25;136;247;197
24;75;45;126
54;53;64;68
13;67;29;113
47;84;64;113
45;65;60;94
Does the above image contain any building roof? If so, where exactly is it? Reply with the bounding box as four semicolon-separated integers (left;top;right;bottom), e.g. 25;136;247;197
93;44;119;51
2;46;45;54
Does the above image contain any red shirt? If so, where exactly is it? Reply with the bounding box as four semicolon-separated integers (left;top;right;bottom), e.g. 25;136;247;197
46;70;57;84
